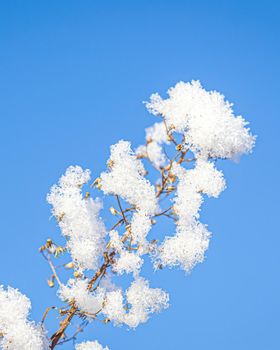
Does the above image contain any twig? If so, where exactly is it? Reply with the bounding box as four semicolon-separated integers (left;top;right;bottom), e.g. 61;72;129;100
154;206;173;217
57;320;89;346
41;306;56;324
116;195;128;226
40;252;62;287
47;255;62;287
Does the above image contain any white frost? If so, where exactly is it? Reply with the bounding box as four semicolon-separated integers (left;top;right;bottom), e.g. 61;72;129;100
102;278;169;328
146;80;255;158
0;286;47;350
47;166;106;270
100;140;158;215
58;279;105;315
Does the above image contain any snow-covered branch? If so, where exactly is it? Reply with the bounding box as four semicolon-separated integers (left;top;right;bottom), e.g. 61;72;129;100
0;80;255;350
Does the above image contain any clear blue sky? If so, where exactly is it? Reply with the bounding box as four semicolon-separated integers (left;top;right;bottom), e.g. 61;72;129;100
0;1;279;349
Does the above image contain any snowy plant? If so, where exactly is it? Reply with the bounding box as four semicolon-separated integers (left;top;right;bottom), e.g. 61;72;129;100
0;286;47;350
0;80;255;349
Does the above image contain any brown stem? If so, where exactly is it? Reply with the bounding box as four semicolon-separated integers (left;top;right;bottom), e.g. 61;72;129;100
41;306;56;324
50;263;108;348
116;195;129;226
56;322;86;346
50;305;77;349
154;206;173;217
50;250;116;349
87;258;111;291
178;149;188;164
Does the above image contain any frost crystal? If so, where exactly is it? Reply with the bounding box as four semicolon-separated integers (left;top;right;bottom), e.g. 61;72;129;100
159;221;211;272
112;251;143;275
75;340;109;350
188;158;226;197
146;80;255;158
146;141;167;169
47;166;106;270
145;122;169;144
0;286;47;350
157;159;225;272
103;278;169;328
108;230;123;253
100;140;158;215
109;231;143;275
58;279;105;315
103;289;125;325
145;122;170;169
172;159;226;224
124;277;169;328
136;122;170;169
130;211;152;249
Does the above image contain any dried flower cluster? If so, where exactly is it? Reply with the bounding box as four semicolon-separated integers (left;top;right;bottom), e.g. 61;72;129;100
0;81;255;350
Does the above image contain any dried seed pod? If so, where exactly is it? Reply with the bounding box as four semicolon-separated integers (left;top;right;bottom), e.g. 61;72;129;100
165;163;172;171
64;261;75;269
46;239;53;248
73;271;81;278
54;246;65;257
107;159;114;169
168;174;177;183
110;207;117;215
176;144;183;151
91;177;102;189
47;279;55;288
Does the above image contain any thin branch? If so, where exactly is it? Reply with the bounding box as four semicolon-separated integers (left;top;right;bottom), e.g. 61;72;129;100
178;148;188;164
154;206;173;217
47;255;63;287
50;305;78;349
40;252;62;287
116;195;129;226
57;320;89;346
41;306;56;324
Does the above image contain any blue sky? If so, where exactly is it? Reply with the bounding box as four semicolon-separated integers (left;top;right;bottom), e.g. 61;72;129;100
0;1;279;349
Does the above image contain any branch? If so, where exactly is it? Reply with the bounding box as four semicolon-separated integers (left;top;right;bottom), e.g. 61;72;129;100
48;132;180;348
50;305;78;349
41;306;56;324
